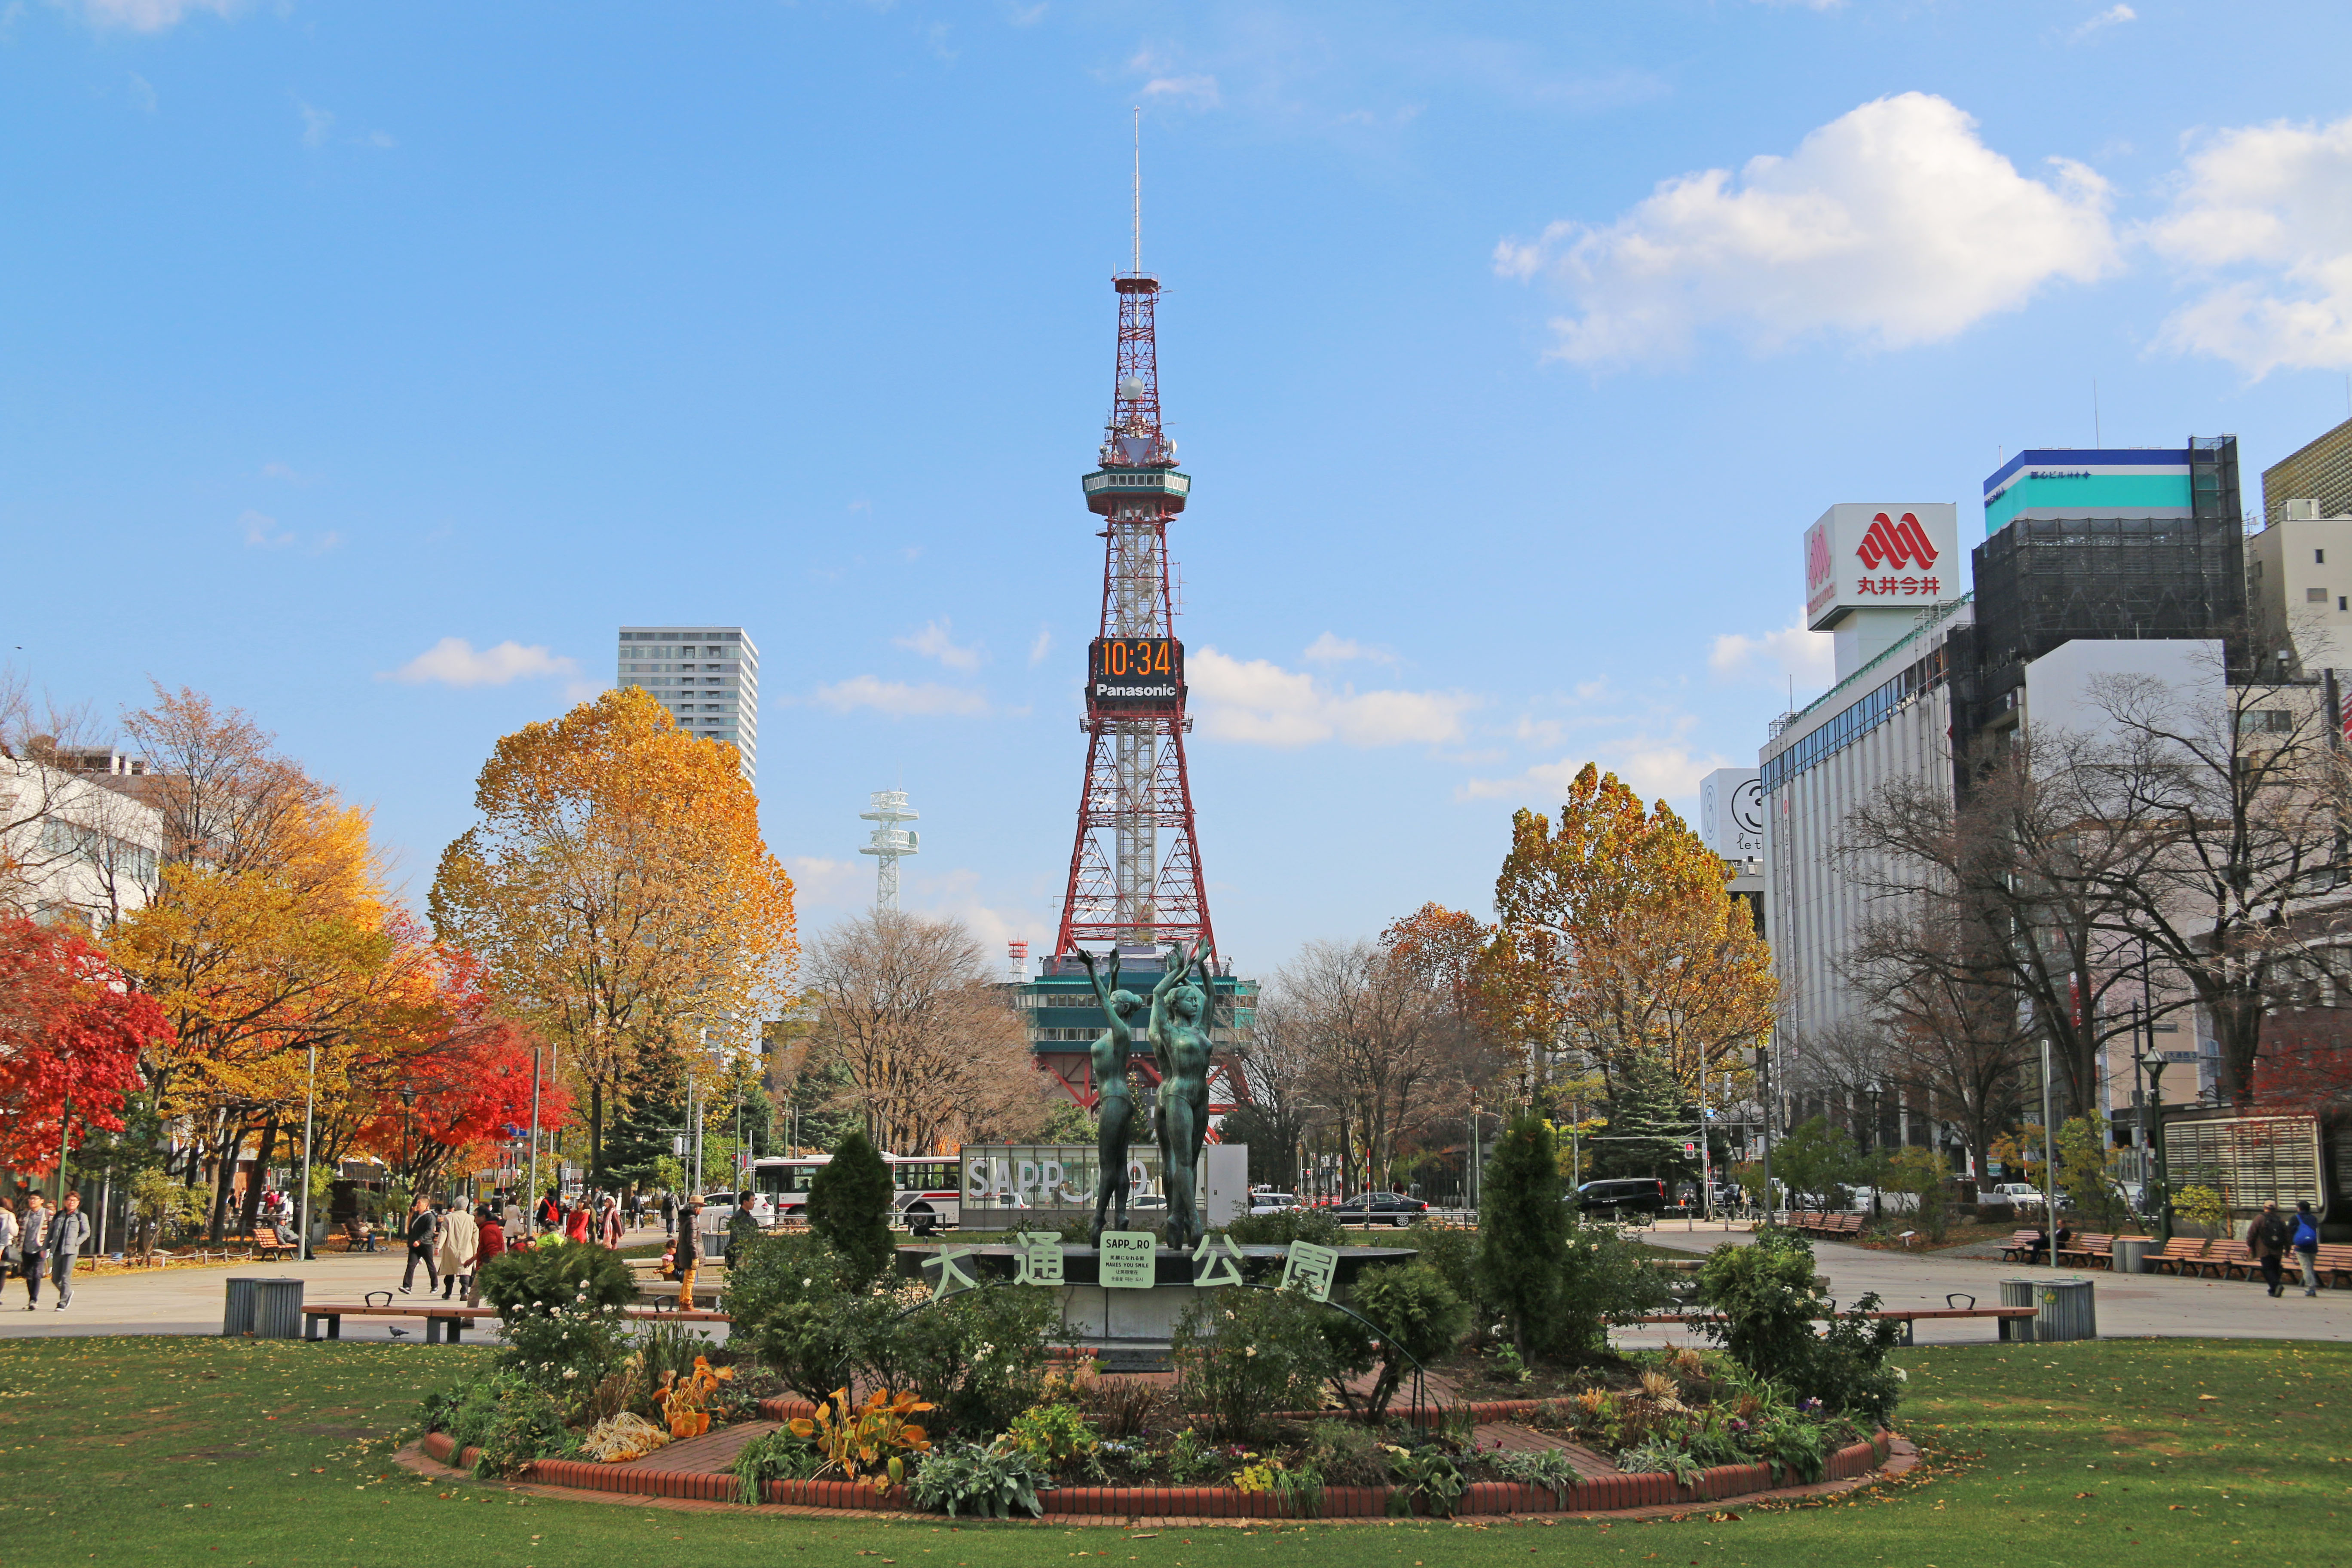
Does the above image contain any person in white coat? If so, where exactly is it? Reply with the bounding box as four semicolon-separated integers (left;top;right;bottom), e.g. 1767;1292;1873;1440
436;1202;479;1302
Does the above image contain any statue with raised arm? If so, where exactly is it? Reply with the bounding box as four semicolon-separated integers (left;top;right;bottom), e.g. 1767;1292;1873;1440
1148;937;1218;1252
1075;946;1147;1245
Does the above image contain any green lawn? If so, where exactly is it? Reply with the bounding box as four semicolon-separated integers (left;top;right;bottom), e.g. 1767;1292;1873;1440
4;1335;2345;1567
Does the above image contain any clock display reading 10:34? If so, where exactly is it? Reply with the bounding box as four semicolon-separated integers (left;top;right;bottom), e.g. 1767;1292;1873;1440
1088;637;1183;707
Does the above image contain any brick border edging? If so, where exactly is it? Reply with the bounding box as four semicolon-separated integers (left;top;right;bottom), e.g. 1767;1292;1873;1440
417;1427;1896;1519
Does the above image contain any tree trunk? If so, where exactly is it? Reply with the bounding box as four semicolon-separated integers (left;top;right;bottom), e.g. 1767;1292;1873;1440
239;1114;279;1236
589;1077;605;1184
206;1112;247;1241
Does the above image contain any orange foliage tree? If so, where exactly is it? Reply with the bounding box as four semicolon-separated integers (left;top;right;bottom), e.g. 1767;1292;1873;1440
429;687;797;1180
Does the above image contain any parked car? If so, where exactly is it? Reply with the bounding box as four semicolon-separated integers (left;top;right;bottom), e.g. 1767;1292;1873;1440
1248;1192;1298;1217
1843;1186;1920;1214
1977;1182;2048;1213
1330;1191;1429;1227
1568;1178;1669;1218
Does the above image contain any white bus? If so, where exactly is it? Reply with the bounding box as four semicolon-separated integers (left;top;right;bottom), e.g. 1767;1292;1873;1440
749;1152;962;1228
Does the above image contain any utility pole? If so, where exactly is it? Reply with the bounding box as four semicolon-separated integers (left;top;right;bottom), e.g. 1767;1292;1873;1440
525;1044;542;1223
2041;1037;2059;1269
1755;1044;1774;1225
299;1041;317;1262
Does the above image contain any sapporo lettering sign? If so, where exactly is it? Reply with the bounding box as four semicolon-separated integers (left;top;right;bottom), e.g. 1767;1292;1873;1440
1097;1231;1159;1289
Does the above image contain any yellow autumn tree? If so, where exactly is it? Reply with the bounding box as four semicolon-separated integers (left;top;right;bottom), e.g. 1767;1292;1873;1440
428;686;797;1179
108;689;426;1237
1489;763;1774;1106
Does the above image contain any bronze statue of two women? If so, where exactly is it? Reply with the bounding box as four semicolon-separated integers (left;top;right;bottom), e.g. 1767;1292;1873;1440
1076;938;1218;1250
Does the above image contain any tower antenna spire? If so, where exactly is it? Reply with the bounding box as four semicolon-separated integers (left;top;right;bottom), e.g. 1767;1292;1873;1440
1132;106;1142;275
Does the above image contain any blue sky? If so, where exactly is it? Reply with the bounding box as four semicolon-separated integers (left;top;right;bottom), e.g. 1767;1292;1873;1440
9;0;2352;974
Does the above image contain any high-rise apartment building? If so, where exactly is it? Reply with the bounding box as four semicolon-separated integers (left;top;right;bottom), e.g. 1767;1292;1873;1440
616;625;759;785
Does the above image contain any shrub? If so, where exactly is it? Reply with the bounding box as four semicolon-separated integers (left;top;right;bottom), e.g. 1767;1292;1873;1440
476;1240;637;1394
1383;1444;1465;1518
723;1231;884;1403
2177;1183;2231;1241
1221;1208;1345;1249
1807;1293;1902;1424
1474;1114;1566;1358
1490;1446;1579;1506
1301;1418;1388;1487
423;1368;579;1478
808;1129;897;1286
1390;1219;1477;1306
1885;1148;1953;1242
1694;1228;1826;1384
876;1284;1072;1438
909;1441;1047;1519
731;1425;826;1504
1173;1286;1347;1441
1553;1215;1672;1360
1350;1261;1470;1417
1001;1401;1101;1471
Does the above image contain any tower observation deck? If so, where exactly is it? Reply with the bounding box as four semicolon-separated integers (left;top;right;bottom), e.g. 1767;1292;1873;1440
1052;267;1214;958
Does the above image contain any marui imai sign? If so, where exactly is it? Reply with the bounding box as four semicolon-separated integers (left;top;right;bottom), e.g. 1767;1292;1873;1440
1804;503;1960;631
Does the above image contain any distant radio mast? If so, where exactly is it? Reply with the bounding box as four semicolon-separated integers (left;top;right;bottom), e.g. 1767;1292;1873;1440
859;789;919;910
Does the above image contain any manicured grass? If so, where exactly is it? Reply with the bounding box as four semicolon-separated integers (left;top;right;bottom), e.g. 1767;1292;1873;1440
4;1335;2346;1566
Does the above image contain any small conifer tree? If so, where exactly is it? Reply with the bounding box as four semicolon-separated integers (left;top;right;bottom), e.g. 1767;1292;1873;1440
1475;1112;1569;1357
808;1128;896;1286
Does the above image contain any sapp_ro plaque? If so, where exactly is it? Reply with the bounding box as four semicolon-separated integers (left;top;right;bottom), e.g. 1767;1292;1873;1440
1096;1231;1159;1289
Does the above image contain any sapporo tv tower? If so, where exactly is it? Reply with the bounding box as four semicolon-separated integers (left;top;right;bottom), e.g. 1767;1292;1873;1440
1052;131;1214;959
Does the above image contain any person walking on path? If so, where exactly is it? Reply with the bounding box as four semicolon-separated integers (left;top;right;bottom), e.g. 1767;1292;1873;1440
674;1198;701;1310
2293;1199;2324;1296
437;1201;478;1301
660;1192;674;1239
597;1194;623;1249
2248;1201;2293;1297
0;1202;16;1301
46;1193;91;1310
469;1206;505;1308
18;1194;50;1310
564;1198;591;1244
536;1188;560;1237
399;1197;439;1295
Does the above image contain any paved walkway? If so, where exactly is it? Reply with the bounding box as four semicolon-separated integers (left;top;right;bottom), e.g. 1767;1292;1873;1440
1619;1222;2352;1346
0;1224;676;1341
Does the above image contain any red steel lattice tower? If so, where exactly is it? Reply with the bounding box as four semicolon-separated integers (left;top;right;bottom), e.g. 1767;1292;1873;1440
1052;265;1214;958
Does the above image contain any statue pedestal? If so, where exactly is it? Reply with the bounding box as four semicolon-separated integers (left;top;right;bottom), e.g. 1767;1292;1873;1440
894;1242;1415;1372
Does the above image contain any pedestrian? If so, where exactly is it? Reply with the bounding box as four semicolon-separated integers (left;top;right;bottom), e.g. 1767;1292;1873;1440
2248;1200;2293;1297
536;1187;561;1236
598;1194;622;1249
437;1200;478;1301
2293;1198;2324;1296
502;1191;524;1236
674;1197;701;1310
46;1192;91;1310
0;1201;16;1298
469;1205;505;1309
565;1198;591;1244
660;1191;674;1238
399;1196;439;1295
18;1193;50;1310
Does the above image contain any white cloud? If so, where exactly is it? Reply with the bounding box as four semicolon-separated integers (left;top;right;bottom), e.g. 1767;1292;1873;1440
812;676;991;719
1028;627;1053;668
1708;612;1834;689
66;0;235;31
894;618;982;671
128;73;157;113
1495;92;2118;366
298;103;334;149
1302;632;1400;668
1187;646;1476;748
784;856;870;906
240;509;293;548
2144;113;2352;377
365;130;397;150
383;638;582;688
1130;55;1221;110
2073;4;2135;39
1464;723;1733;806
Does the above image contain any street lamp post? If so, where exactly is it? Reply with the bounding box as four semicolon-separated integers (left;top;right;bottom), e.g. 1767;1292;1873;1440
298;1041;317;1262
1754;1044;1774;1225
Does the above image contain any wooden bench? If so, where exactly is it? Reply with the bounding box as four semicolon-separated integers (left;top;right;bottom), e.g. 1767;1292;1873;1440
2309;1243;2352;1289
246;1226;298;1262
303;1296;484;1345
1625;1301;2036;1345
2150;1237;2239;1278
2056;1233;2114;1270
622;1305;732;1323
1998;1229;2043;1262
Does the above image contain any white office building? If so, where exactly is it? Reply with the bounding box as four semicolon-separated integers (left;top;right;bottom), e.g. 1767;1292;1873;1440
616;626;760;785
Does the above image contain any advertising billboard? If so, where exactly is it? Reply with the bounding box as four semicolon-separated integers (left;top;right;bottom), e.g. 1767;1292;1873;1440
1803;503;1960;631
1699;768;1764;858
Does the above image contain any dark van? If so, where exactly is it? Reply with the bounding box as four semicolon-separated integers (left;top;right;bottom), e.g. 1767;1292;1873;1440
1571;1178;1669;1218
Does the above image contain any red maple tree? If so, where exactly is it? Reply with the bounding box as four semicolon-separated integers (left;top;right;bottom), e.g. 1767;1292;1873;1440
0;917;175;1173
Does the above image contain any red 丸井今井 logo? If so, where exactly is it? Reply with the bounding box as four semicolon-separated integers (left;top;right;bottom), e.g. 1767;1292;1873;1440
1856;511;1938;571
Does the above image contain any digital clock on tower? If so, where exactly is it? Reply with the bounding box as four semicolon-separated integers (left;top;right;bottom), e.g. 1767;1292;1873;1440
1088;637;1183;709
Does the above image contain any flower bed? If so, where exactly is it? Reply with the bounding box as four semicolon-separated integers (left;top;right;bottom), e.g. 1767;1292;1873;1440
416;1425;1897;1518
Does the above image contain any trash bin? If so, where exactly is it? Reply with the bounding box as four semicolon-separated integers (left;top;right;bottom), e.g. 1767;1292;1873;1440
223;1277;259;1337
253;1277;305;1340
2113;1237;2156;1275
2001;1276;2096;1342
